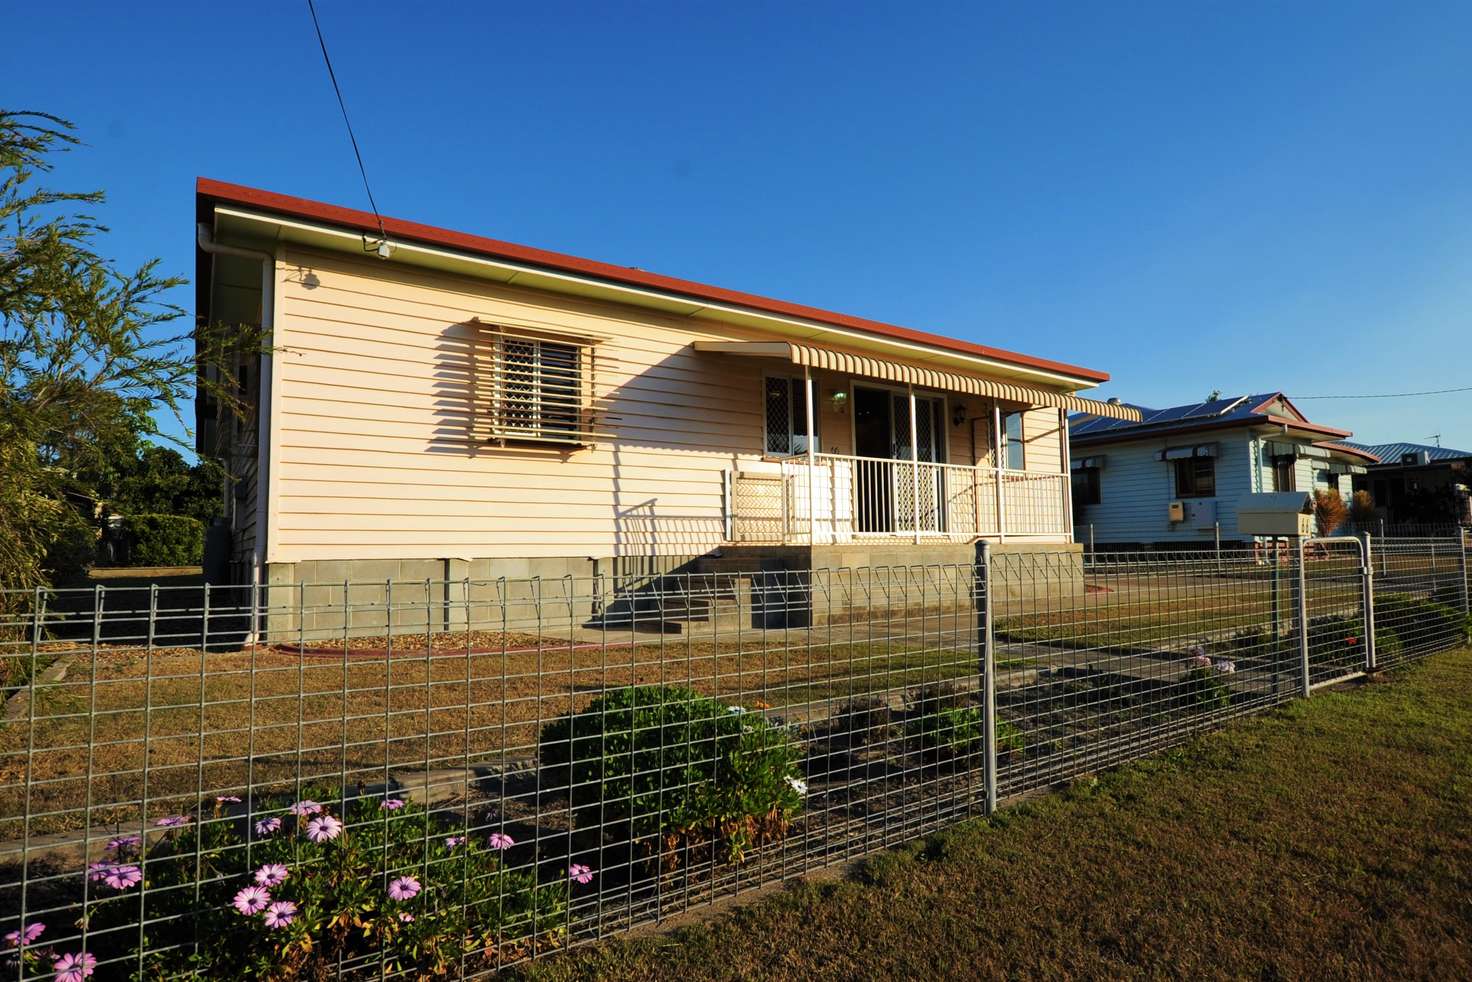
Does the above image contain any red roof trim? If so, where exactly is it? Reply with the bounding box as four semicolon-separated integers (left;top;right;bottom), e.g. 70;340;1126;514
1072;414;1353;445
1317;442;1380;464
196;177;1110;384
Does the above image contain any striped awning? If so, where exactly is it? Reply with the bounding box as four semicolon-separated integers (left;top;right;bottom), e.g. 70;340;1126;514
692;341;1142;421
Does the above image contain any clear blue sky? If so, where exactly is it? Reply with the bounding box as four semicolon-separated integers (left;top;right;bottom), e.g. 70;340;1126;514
13;1;1472;450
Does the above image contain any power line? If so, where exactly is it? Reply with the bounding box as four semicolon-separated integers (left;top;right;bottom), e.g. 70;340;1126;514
1292;385;1472;400
306;0;386;243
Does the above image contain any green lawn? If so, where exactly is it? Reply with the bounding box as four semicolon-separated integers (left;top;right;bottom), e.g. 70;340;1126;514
517;649;1472;980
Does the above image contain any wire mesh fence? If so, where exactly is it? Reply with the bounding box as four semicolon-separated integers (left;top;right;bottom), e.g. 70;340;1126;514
0;536;1467;978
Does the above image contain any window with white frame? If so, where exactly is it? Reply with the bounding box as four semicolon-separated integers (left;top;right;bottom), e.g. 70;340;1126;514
764;376;819;456
1001;411;1025;470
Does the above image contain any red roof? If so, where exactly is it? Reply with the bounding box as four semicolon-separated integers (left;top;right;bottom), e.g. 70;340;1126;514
196;178;1110;384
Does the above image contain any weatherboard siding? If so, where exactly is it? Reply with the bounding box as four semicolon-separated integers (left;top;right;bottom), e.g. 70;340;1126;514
1074;431;1257;544
263;248;1070;563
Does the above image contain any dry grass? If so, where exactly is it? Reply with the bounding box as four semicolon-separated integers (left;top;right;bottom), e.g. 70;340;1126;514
0;615;984;838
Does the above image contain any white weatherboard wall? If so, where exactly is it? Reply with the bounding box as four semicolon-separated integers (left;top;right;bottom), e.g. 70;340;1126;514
261;246;1074;566
1075;431;1257;544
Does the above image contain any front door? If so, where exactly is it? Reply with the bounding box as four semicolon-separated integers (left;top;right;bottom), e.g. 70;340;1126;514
853;386;946;533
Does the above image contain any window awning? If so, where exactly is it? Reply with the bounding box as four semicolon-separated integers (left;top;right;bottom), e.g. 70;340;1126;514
692;341;1142;421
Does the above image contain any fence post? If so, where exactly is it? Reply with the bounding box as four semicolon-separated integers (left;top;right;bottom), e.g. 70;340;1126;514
1296;537;1311;698
1359;532;1376;672
979;540;997;816
1459;531;1470;615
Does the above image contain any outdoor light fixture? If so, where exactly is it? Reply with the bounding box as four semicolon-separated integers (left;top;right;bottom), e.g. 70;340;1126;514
830;390;849;413
952;405;967;427
363;234;395;259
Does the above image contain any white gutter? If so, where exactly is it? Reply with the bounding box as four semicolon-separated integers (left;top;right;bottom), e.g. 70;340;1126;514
196;222;273;593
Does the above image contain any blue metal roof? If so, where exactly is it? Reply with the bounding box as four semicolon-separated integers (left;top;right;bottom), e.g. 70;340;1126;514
1340;441;1472;464
1069;392;1283;440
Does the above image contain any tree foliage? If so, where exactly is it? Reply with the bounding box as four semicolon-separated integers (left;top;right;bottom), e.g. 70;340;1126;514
0;110;258;601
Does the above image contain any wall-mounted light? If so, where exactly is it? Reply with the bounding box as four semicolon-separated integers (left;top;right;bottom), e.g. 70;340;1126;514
952;405;967;427
830;390;849;413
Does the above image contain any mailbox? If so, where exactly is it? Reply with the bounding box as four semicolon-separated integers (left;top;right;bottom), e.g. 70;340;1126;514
1237;491;1315;537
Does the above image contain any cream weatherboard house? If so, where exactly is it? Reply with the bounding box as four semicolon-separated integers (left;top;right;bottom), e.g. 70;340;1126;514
194;179;1138;632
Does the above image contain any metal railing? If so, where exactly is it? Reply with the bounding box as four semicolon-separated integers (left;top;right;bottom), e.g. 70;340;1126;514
729;455;1071;543
0;536;1466;977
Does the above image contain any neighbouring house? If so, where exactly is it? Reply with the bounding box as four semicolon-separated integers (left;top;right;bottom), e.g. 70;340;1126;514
1339;441;1472;530
1067;393;1377;549
193;179;1137;632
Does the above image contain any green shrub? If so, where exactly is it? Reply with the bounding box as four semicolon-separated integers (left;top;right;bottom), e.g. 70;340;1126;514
1373;593;1466;653
1181;667;1231;710
1374;628;1403;663
906;707;1023;757
539;686;805;860
40;504;96;584
38;789;562;980
123;513;205;566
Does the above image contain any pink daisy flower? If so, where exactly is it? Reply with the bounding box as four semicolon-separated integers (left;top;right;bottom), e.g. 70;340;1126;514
106;835;140;853
4;921;44;947
568;863;594;884
262;900;297;930
52;951;97;982
254;816;282;836
232;885;272;916
253;863;289;887
103;864;142;890
287;800;323;817
380;798;406;811
487;832;514;850
386;876;421;901
154;815;190;828
86;862;116;882
305;814;343;843
397;912;415;923
444;835;465;849
215;795;242;804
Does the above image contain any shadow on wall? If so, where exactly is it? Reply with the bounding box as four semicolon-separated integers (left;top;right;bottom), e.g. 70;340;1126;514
423;320;757;563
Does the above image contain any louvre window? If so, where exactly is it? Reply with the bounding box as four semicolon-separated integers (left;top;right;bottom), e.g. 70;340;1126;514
478;327;593;446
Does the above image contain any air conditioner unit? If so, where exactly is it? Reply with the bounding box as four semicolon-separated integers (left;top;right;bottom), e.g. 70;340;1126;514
1401;451;1432;466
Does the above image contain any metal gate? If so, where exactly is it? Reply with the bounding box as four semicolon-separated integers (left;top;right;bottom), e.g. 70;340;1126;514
1296;536;1372;691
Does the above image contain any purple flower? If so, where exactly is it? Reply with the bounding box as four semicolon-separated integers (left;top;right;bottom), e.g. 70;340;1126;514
305;815;343;843
103;864;142;890
105;835;140;853
154;815;190;828
4;921;43;947
1213;659;1237;675
254;816;282;837
397;912;415;923
86;861;116;882
487;832;514;850
568;863;594;884
262;900;297;930
253;863;289;887
215;795;242;804
288;800;323;817
380;798;406;811
232;885;272;916
444;835;465;849
386;876;421;901
52;952;97;982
